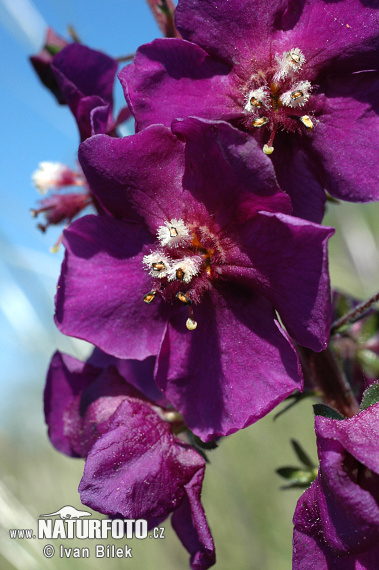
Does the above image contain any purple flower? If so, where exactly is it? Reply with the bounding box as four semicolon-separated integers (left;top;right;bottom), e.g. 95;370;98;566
44;350;215;569
121;0;379;221
51;43;129;141
55;117;333;441
293;403;379;569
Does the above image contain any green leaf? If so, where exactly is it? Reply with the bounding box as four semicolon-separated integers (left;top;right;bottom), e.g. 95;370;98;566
360;382;379;411
313;403;345;420
291;439;315;468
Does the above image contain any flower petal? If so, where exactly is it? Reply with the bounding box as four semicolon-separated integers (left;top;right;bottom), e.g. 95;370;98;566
172;117;292;224
171;468;216;570
55;215;170;360
44;351;101;457
271;133;326;223
176;0;288;73
308;72;379;203
279;0;379;76
221;212;333;351
120;38;237;131
79;126;186;231
155;286;302;441
79;399;206;520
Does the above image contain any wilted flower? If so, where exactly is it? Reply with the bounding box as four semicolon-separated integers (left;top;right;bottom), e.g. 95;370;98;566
30;162;93;246
55;118;333;440
32;162;82;194
31;192;92;234
121;0;379;221
44;350;215;570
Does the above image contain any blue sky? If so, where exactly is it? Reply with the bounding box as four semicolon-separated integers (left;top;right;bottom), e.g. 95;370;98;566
0;0;162;427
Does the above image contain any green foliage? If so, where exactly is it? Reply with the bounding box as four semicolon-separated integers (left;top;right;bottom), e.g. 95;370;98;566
360;382;379;411
313;403;344;420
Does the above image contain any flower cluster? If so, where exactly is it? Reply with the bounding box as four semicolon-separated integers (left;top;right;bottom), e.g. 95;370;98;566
30;1;379;568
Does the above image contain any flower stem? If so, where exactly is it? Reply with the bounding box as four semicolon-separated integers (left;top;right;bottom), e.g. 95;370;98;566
145;0;180;38
297;346;360;417
331;290;379;334
116;53;135;63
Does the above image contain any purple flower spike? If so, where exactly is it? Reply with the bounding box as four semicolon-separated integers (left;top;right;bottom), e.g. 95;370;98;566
55;118;333;440
44;351;215;570
293;403;379;569
51;43;119;140
121;0;379;221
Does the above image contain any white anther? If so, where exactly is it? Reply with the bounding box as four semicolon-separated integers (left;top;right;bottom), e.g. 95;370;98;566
280;81;312;108
244;87;269;113
274;48;306;81
143;252;171;278
167;256;203;284
157;219;191;247
31;162;71;194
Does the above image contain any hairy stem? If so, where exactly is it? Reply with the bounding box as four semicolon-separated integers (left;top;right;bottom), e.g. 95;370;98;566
331;290;379;334
297;346;360;418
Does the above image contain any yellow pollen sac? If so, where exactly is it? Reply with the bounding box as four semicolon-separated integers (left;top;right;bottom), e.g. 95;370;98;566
152;261;166;272
290;53;300;63
143;291;156;304
176;292;191;305
250;96;262;108
291;90;304;100
252;117;269;128
263;144;274;155
186;317;198;330
176;268;185;280
169;226;178;237
300;115;314;131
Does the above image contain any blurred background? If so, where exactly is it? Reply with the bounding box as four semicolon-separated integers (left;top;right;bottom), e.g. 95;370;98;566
1;1;379;568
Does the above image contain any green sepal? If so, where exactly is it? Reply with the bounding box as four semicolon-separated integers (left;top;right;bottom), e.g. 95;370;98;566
45;44;64;56
276;466;318;489
360;382;379;411
313;403;345;420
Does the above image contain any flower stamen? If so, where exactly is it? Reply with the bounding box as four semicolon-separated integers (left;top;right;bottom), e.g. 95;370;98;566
252;117;269;128
176;292;192;305
300;115;314;131
143;291;156;304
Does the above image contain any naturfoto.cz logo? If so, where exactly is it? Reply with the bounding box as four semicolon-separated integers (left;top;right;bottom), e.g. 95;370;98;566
9;505;165;559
